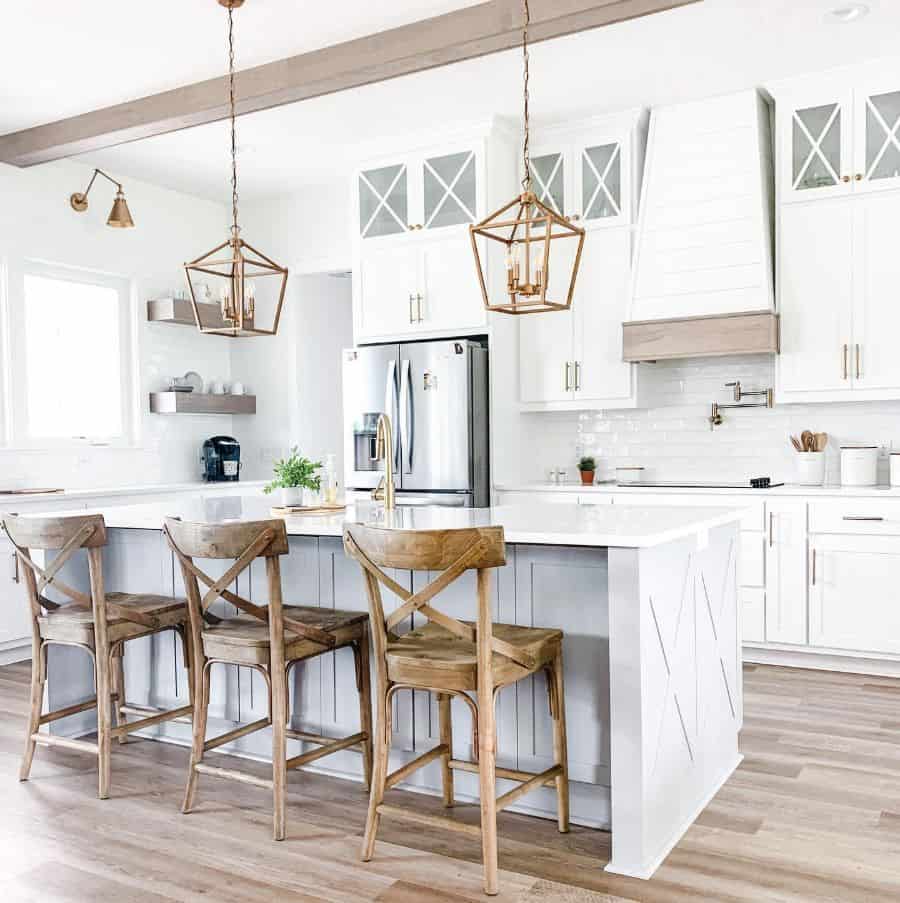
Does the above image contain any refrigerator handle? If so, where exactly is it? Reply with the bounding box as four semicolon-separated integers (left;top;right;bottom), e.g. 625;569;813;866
400;358;414;474
384;359;401;471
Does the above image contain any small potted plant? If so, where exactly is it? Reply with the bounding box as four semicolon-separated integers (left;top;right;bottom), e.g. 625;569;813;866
578;456;596;486
263;448;323;507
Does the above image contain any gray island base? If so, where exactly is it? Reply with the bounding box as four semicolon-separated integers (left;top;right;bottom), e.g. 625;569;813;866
38;497;743;880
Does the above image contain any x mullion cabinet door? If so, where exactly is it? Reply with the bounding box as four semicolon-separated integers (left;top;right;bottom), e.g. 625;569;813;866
573;132;630;229
779;89;854;203
854;78;900;195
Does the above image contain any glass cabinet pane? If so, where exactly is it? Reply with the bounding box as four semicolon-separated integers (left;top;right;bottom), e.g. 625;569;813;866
865;90;900;182
791;104;841;191
359;164;408;238
530;153;565;215
423;151;477;228
581;143;621;220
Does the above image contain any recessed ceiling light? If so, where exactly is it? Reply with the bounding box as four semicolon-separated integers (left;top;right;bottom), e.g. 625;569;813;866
827;3;870;23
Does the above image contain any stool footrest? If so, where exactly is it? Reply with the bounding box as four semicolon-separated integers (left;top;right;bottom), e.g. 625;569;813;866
39;698;98;725
204;717;271;752
285;731;366;771
376;803;481;838
495;765;562;812
31;733;98;755
449;758;560;788
385;743;449;790
111;704;193;738
194;762;273;789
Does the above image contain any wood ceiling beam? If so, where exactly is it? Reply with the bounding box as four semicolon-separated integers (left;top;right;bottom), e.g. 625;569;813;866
0;0;698;167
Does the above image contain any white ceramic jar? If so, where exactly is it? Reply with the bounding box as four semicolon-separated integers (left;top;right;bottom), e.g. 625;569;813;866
795;452;826;486
840;446;879;487
890;453;900;488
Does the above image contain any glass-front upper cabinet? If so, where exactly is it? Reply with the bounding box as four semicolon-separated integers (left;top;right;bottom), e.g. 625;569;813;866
578;141;624;224
780;91;853;202
857;80;900;194
529;151;566;217
422;150;478;229
358;163;409;238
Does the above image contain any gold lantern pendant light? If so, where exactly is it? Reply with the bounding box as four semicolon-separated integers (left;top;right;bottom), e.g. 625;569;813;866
470;0;585;315
184;0;288;337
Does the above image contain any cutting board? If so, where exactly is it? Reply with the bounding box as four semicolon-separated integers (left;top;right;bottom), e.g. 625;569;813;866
270;504;346;517
0;488;64;495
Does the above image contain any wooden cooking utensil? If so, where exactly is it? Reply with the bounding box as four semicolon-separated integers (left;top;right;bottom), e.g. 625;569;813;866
790;436;803;452
801;430;814;452
814;432;828;452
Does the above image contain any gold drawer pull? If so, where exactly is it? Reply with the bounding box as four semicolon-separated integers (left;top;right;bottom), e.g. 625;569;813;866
842;516;884;522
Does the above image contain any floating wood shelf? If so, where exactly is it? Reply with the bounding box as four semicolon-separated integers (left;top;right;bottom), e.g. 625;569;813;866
147;297;228;329
149;392;256;415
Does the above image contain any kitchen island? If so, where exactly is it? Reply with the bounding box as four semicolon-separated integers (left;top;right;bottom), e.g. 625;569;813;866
35;496;744;879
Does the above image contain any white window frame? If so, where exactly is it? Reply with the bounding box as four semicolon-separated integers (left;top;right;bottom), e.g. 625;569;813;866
3;258;140;449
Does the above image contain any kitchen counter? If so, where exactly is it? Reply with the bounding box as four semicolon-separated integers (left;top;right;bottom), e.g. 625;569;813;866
0;479;267;503
87;495;742;549
34;495;742;881
498;480;900;498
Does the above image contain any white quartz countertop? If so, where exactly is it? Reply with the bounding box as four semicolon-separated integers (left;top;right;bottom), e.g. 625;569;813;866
497;481;900;499
37;495;744;549
0;480;267;503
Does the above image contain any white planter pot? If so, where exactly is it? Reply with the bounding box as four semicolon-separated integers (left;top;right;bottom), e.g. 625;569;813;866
279;487;303;506
794;452;826;486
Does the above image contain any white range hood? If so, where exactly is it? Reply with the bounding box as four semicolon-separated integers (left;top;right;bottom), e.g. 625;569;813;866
624;90;777;362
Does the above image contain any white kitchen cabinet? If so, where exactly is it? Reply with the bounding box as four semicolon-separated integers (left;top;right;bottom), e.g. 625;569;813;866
777;72;900;203
809;534;900;656
0;534;31;662
777;199;853;398
777;191;900;402
352;123;516;344
518;227;634;410
764;501;808;646
741;587;766;644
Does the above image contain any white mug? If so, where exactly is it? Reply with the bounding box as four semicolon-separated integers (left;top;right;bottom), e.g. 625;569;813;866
231;382;245;396
211;381;225;395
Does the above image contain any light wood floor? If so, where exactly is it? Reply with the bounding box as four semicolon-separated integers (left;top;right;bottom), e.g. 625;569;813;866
2;661;900;902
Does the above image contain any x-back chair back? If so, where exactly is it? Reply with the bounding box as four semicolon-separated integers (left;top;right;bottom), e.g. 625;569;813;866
343;522;569;896
1;512;192;798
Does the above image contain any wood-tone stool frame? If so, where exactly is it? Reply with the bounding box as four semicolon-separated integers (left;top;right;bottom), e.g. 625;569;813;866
344;523;569;897
2;513;194;799
165;517;373;841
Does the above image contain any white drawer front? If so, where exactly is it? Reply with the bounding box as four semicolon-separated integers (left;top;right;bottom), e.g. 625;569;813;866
809;499;900;535
612;492;764;530
739;532;765;587
740;587;765;643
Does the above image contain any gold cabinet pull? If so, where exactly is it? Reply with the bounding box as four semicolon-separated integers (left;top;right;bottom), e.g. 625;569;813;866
855;343;861;380
10;552;18;584
842;175;851;183
416;293;424;323
811;548;816;586
842;343;848;380
769;512;774;548
408;293;416;324
574;361;581;391
855;174;863;181
564;362;572;392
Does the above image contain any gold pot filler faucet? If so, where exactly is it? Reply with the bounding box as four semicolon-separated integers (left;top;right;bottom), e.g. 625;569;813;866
371;413;396;510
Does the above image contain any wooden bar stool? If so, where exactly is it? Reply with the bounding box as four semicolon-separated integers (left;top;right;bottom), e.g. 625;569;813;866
165;517;373;840
343;523;570;897
1;513;194;799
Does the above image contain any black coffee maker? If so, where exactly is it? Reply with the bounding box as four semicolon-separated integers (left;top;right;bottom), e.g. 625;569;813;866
201;436;241;482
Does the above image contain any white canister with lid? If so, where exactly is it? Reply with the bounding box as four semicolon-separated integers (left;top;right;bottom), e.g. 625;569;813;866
840;446;878;487
890;453;900;488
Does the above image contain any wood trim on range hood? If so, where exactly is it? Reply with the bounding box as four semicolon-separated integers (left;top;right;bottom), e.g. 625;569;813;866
0;0;699;167
622;310;780;363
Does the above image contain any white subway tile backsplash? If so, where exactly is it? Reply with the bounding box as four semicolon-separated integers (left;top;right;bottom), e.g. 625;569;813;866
523;354;900;483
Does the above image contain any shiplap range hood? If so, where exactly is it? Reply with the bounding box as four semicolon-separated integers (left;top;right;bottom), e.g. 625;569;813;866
624;90;778;362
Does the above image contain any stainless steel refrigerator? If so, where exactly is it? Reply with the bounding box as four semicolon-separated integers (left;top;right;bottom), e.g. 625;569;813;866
343;339;489;507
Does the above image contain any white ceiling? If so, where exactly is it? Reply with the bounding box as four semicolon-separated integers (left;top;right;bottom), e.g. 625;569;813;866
6;1;900;203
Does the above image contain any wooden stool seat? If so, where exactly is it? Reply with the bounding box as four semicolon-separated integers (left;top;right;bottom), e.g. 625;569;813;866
38;592;188;647
202;605;369;665
386;621;562;692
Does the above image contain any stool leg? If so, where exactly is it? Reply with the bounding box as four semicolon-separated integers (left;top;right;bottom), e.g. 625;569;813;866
550;648;570;833
361;690;390;861
438;693;454;807
271;660;288;841
354;631;374;792
183;659;211;813
477;694;499;896
19;638;44;782
111;644;127;745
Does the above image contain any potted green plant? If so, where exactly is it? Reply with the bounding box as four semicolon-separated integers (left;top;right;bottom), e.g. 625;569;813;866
263;448;323;507
578;456;597;486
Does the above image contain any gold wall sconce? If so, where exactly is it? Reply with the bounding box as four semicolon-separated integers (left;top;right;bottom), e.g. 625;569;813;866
70;169;135;228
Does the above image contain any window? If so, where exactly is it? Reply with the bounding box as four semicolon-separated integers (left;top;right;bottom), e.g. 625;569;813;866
6;261;136;446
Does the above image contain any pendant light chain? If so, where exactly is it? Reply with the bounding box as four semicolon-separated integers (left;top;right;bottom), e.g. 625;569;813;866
521;0;531;193
227;6;239;237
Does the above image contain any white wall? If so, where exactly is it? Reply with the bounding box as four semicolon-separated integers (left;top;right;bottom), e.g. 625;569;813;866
0;158;236;488
514;354;900;486
233;185;354;483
